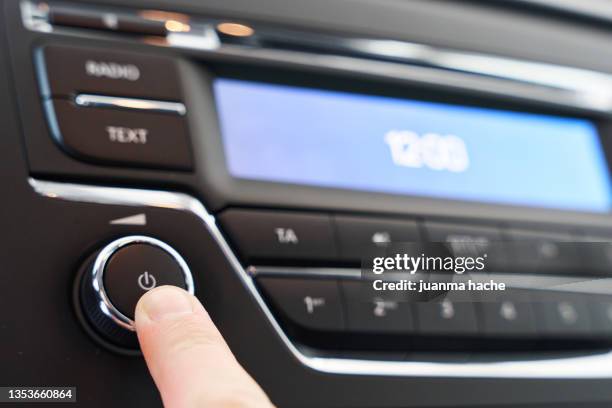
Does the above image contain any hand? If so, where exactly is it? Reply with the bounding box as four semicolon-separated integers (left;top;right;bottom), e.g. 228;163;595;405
134;285;275;408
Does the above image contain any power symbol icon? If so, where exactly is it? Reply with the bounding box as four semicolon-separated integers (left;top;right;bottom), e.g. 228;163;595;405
137;271;157;291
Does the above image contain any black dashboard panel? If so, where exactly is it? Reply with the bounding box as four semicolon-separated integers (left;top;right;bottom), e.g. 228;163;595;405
4;1;612;407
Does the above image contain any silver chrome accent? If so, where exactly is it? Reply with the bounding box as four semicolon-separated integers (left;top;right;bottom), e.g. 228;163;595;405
19;0;612;115
20;1;52;33
251;266;612;296
91;235;195;331
248;266;361;279
516;0;612;23
166;25;220;51
28;178;612;379
74;94;187;116
211;39;612;114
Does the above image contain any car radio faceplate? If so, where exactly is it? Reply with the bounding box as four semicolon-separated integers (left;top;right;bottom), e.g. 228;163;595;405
12;0;612;398
29;178;612;379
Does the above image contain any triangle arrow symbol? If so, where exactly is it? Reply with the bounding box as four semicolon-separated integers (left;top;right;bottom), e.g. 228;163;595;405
109;213;147;226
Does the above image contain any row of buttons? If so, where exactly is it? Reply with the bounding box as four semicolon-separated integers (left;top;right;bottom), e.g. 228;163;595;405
219;209;609;274
219;209;418;262
257;276;612;339
36;45;193;170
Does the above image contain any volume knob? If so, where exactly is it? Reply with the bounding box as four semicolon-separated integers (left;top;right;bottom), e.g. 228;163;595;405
79;235;194;349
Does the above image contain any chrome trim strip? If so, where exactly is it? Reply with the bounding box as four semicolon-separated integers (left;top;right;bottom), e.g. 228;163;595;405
91;235;195;331
20;0;52;33
29;178;307;366
516;0;612;23
251;266;612;295
74;94;187;116
28;178;612;378
248;266;362;279
207;40;612;113
166;25;220;51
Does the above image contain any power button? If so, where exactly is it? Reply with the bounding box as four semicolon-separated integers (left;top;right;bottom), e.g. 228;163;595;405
101;237;192;320
79;236;194;349
137;271;157;291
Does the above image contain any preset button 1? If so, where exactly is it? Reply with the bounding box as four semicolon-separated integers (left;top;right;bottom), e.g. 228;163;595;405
257;277;344;331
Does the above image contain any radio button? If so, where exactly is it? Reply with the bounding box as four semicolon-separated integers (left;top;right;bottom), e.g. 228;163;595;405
45;100;192;169
334;215;420;261
37;45;182;100
257;277;344;331
218;210;338;261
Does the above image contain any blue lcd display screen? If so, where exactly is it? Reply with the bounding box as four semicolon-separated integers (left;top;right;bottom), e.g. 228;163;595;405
214;78;612;213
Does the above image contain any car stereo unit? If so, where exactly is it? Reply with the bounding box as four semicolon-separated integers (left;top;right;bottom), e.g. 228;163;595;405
9;2;612;406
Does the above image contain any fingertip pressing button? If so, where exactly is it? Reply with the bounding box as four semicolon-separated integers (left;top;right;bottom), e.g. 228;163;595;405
79;236;194;349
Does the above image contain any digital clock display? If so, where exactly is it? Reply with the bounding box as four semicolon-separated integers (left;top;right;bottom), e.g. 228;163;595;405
214;78;612;213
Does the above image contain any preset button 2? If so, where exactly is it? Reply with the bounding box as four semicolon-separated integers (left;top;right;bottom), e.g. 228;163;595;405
341;280;415;334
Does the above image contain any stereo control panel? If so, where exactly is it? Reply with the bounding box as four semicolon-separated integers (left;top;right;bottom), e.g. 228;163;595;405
5;1;612;407
221;208;612;353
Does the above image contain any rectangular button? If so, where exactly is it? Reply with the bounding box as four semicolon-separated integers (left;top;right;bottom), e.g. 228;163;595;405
48;6;168;35
48;6;111;31
577;232;612;276
46;100;192;170
425;221;502;243
424;221;508;270
478;290;537;336
218;209;338;261
334;215;420;261
257;277;344;331
587;296;612;337
415;288;479;336
37;45;182;100
506;229;580;274
534;292;592;337
340;280;415;334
